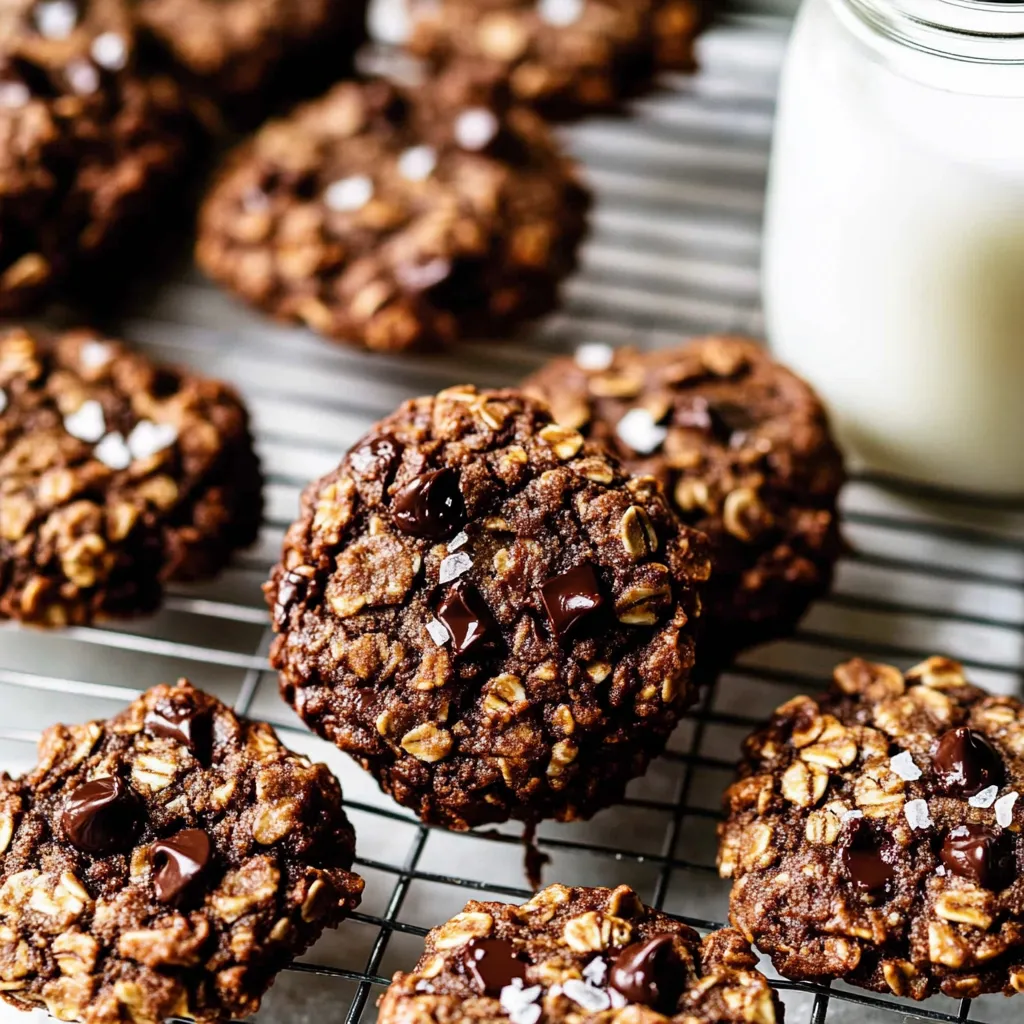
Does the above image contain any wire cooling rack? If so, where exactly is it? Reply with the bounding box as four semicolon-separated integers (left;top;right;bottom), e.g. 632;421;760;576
3;14;1024;1024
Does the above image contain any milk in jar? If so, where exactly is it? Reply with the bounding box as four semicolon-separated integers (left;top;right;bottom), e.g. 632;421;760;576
763;0;1024;494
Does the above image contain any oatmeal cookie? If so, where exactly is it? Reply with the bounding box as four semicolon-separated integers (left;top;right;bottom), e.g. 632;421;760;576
266;386;711;829
719;656;1024;1000
378;884;781;1024
136;0;368;105
0;680;364;1024
196;76;590;353
0;0;194;314
0;326;262;626
524;337;844;675
397;0;700;118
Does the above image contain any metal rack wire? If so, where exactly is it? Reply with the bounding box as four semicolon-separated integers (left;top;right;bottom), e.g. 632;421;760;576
2;14;1023;1024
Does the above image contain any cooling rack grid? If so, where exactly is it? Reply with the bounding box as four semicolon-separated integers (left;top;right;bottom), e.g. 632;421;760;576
1;15;1023;1024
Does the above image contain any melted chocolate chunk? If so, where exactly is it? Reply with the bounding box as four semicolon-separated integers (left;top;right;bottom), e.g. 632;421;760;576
144;701;212;762
940;824;1014;890
933;727;1004;797
540;563;603;640
61;776;138;855
393;468;466;539
609;934;685;1012
675;397;756;447
350;434;404;478
152;829;212;904
437;580;498;655
840;820;895;895
463;937;527;995
273;569;310;630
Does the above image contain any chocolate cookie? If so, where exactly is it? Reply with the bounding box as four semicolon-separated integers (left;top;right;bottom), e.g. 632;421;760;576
0;0;194;314
719;656;1024;1000
196;76;590;353
0;680;364;1024
266;386;712;829
378;884;782;1024
136;0;368;105
524;337;845;675
0;326;263;626
400;0;700;118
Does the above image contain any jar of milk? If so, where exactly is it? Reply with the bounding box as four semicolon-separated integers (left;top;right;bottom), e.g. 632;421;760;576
762;0;1024;495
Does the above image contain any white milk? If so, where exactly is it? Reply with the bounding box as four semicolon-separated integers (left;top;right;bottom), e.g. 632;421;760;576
763;0;1024;494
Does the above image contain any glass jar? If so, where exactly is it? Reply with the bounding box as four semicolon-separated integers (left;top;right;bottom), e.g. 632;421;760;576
762;0;1024;494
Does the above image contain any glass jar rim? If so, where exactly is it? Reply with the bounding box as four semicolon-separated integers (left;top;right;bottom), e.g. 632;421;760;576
842;0;1024;61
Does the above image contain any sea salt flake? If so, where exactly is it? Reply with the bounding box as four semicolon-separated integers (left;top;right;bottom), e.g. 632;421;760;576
448;530;468;551
455;108;499;151
65;59;100;96
935;865;946;876
500;982;542;1023
538;0;585;27
127;420;177;460
439;551;473;584
64;400;106;442
582;958;607;987
79;340;112;369
0;82;30;108
91;32;128;70
426;619;449;646
616;407;667;454
324;175;373;213
841;810;864;823
94;432;131;470
368;0;411;44
904;798;933;831
890;750;922;782
398;145;437;182
574;342;614;371
969;785;999;809
562;979;611;1012
995;791;1018;828
414;980;435;993
35;0;77;38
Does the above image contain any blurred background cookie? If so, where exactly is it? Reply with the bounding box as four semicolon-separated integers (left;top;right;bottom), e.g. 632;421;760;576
525;336;845;678
0;327;262;626
0;0;195;314
196;75;590;352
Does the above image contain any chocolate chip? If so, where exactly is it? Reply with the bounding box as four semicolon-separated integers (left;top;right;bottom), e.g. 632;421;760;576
144;701;211;762
609;934;685;1012
274;569;310;630
675;397;755;447
437;580;498;655
840;820;895;895
393;468;466;539
61;776;138;855
540;564;603;640
940;824;1014;890
462;937;527;995
933;727;1004;797
350;433;404;478
152;829;212;904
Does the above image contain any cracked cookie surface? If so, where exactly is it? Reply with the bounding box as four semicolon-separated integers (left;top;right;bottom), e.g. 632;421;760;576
399;0;700;118
719;656;1024;1000
0;326;262;626
378;884;781;1024
266;386;711;829
136;0;368;104
0;680;363;1024
0;0;194;313
196;76;589;353
524;337;844;675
